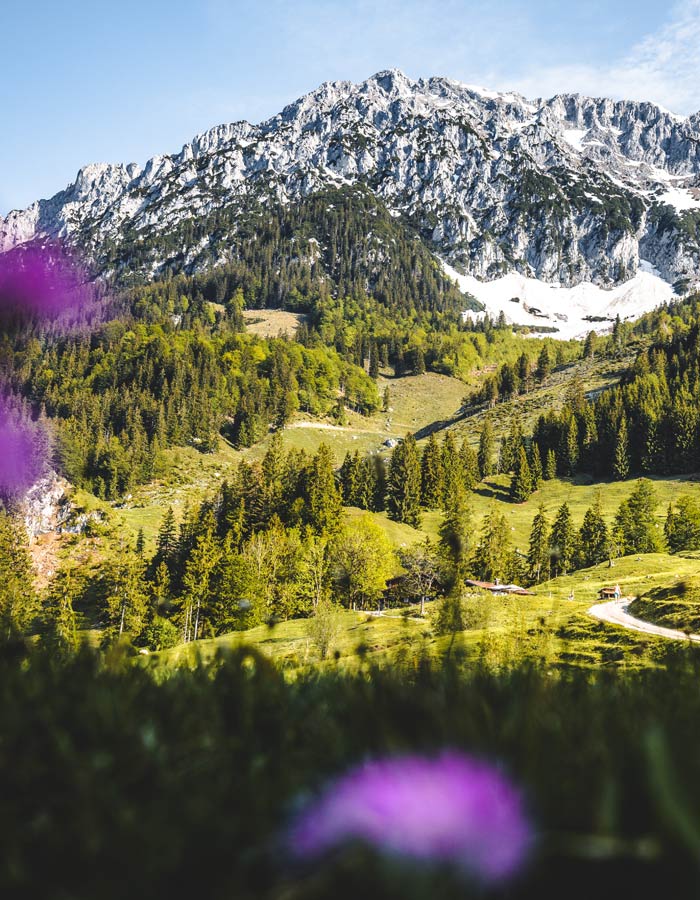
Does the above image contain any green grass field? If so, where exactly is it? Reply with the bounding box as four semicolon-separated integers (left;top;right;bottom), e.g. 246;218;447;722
629;576;700;634
140;550;700;677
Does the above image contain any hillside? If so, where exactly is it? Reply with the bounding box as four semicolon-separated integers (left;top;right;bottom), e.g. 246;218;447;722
629;577;700;634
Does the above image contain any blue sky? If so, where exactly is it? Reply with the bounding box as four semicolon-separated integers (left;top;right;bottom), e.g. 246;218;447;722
2;0;699;214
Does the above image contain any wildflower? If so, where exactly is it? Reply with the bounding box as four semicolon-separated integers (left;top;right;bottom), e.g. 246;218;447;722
289;751;532;882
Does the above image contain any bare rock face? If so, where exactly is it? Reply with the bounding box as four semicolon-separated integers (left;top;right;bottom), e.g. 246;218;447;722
21;471;71;540
1;69;699;294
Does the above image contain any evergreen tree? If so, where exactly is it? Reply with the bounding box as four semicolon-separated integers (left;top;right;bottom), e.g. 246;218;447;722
305;444;343;534
558;417;579;476
527;503;550;584
44;566;79;654
530;444;543;490
614;479;662;555
460;439;480;490
369;343;380;379
0;509;38;639
613;416;630;481
438;485;473;584
510;447;533;503
386;434;422;527
471;512;512;583
339;451;361;506
181;515;222;642
549;502;576;577
665;495;700;552
577;494;610;568
536;345;552;382
477;418;495;480
104;546;149;643
156;507;177;566
420;434;443;509
544;448;557;480
583;331;598;358
440;432;462;508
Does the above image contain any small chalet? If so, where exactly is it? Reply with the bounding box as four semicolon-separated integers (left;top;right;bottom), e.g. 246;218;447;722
465;579;534;597
598;585;622;601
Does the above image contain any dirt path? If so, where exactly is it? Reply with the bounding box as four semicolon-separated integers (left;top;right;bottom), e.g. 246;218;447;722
588;598;700;643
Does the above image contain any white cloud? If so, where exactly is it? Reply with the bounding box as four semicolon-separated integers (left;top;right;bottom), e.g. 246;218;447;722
507;0;700;115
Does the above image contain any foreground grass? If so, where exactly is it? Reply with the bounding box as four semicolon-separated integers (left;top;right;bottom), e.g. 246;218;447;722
6;643;700;898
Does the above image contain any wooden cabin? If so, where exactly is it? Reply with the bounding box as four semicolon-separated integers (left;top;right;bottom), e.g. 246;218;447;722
465;579;534;596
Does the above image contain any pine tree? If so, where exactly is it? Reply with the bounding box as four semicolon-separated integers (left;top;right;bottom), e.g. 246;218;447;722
536;345;552;382
104;546;149;643
477;418;495;479
530;444;543;490
181;516;221;642
357;456;381;511
577;494;610;568
527;504;550;584
305;444;342;534
420;434;443;509
460;439;480;490
440;432;462;508
156;506;177;565
510;447;533;503
44;566;78;654
613;416;630;481
339;451;361;506
614;479;662;555
471;511;512;583
386;433;422;528
558;417;579;476
549;502;576;576
544;448;557;480
439;485;473;583
665;495;700;552
583;331;598;358
0;509;38;639
369;343;380;379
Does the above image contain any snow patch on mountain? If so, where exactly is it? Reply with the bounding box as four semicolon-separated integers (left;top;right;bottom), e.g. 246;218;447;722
442;259;675;339
657;185;700;211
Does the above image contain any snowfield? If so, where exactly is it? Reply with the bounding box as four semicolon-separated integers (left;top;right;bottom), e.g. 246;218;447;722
442;260;676;339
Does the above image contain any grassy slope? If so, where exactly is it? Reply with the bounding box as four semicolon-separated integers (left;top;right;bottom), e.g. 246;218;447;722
629;575;700;634
141;552;700;677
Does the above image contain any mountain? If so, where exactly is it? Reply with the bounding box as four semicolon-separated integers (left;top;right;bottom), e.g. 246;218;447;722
3;69;700;332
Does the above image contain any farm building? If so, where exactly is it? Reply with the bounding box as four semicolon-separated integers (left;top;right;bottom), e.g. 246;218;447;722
465;579;534;597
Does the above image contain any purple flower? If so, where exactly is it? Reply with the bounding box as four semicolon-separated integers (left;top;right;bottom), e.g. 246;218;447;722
0;400;47;499
0;243;90;329
289;751;532;882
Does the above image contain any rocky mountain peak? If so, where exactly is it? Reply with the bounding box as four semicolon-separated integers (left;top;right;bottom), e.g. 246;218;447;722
1;69;699;303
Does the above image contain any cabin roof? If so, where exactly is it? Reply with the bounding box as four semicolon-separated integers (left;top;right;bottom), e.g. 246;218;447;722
465;579;534;596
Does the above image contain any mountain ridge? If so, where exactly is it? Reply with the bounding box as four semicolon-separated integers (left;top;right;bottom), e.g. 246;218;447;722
3;68;700;305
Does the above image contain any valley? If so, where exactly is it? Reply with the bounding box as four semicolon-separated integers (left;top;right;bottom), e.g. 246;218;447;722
3;51;700;899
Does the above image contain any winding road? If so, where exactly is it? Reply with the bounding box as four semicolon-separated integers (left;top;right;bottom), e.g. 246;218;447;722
588;598;700;644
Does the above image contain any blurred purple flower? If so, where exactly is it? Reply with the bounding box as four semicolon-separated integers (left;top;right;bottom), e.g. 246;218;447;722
289;751;532;882
0;400;47;499
0;243;89;328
